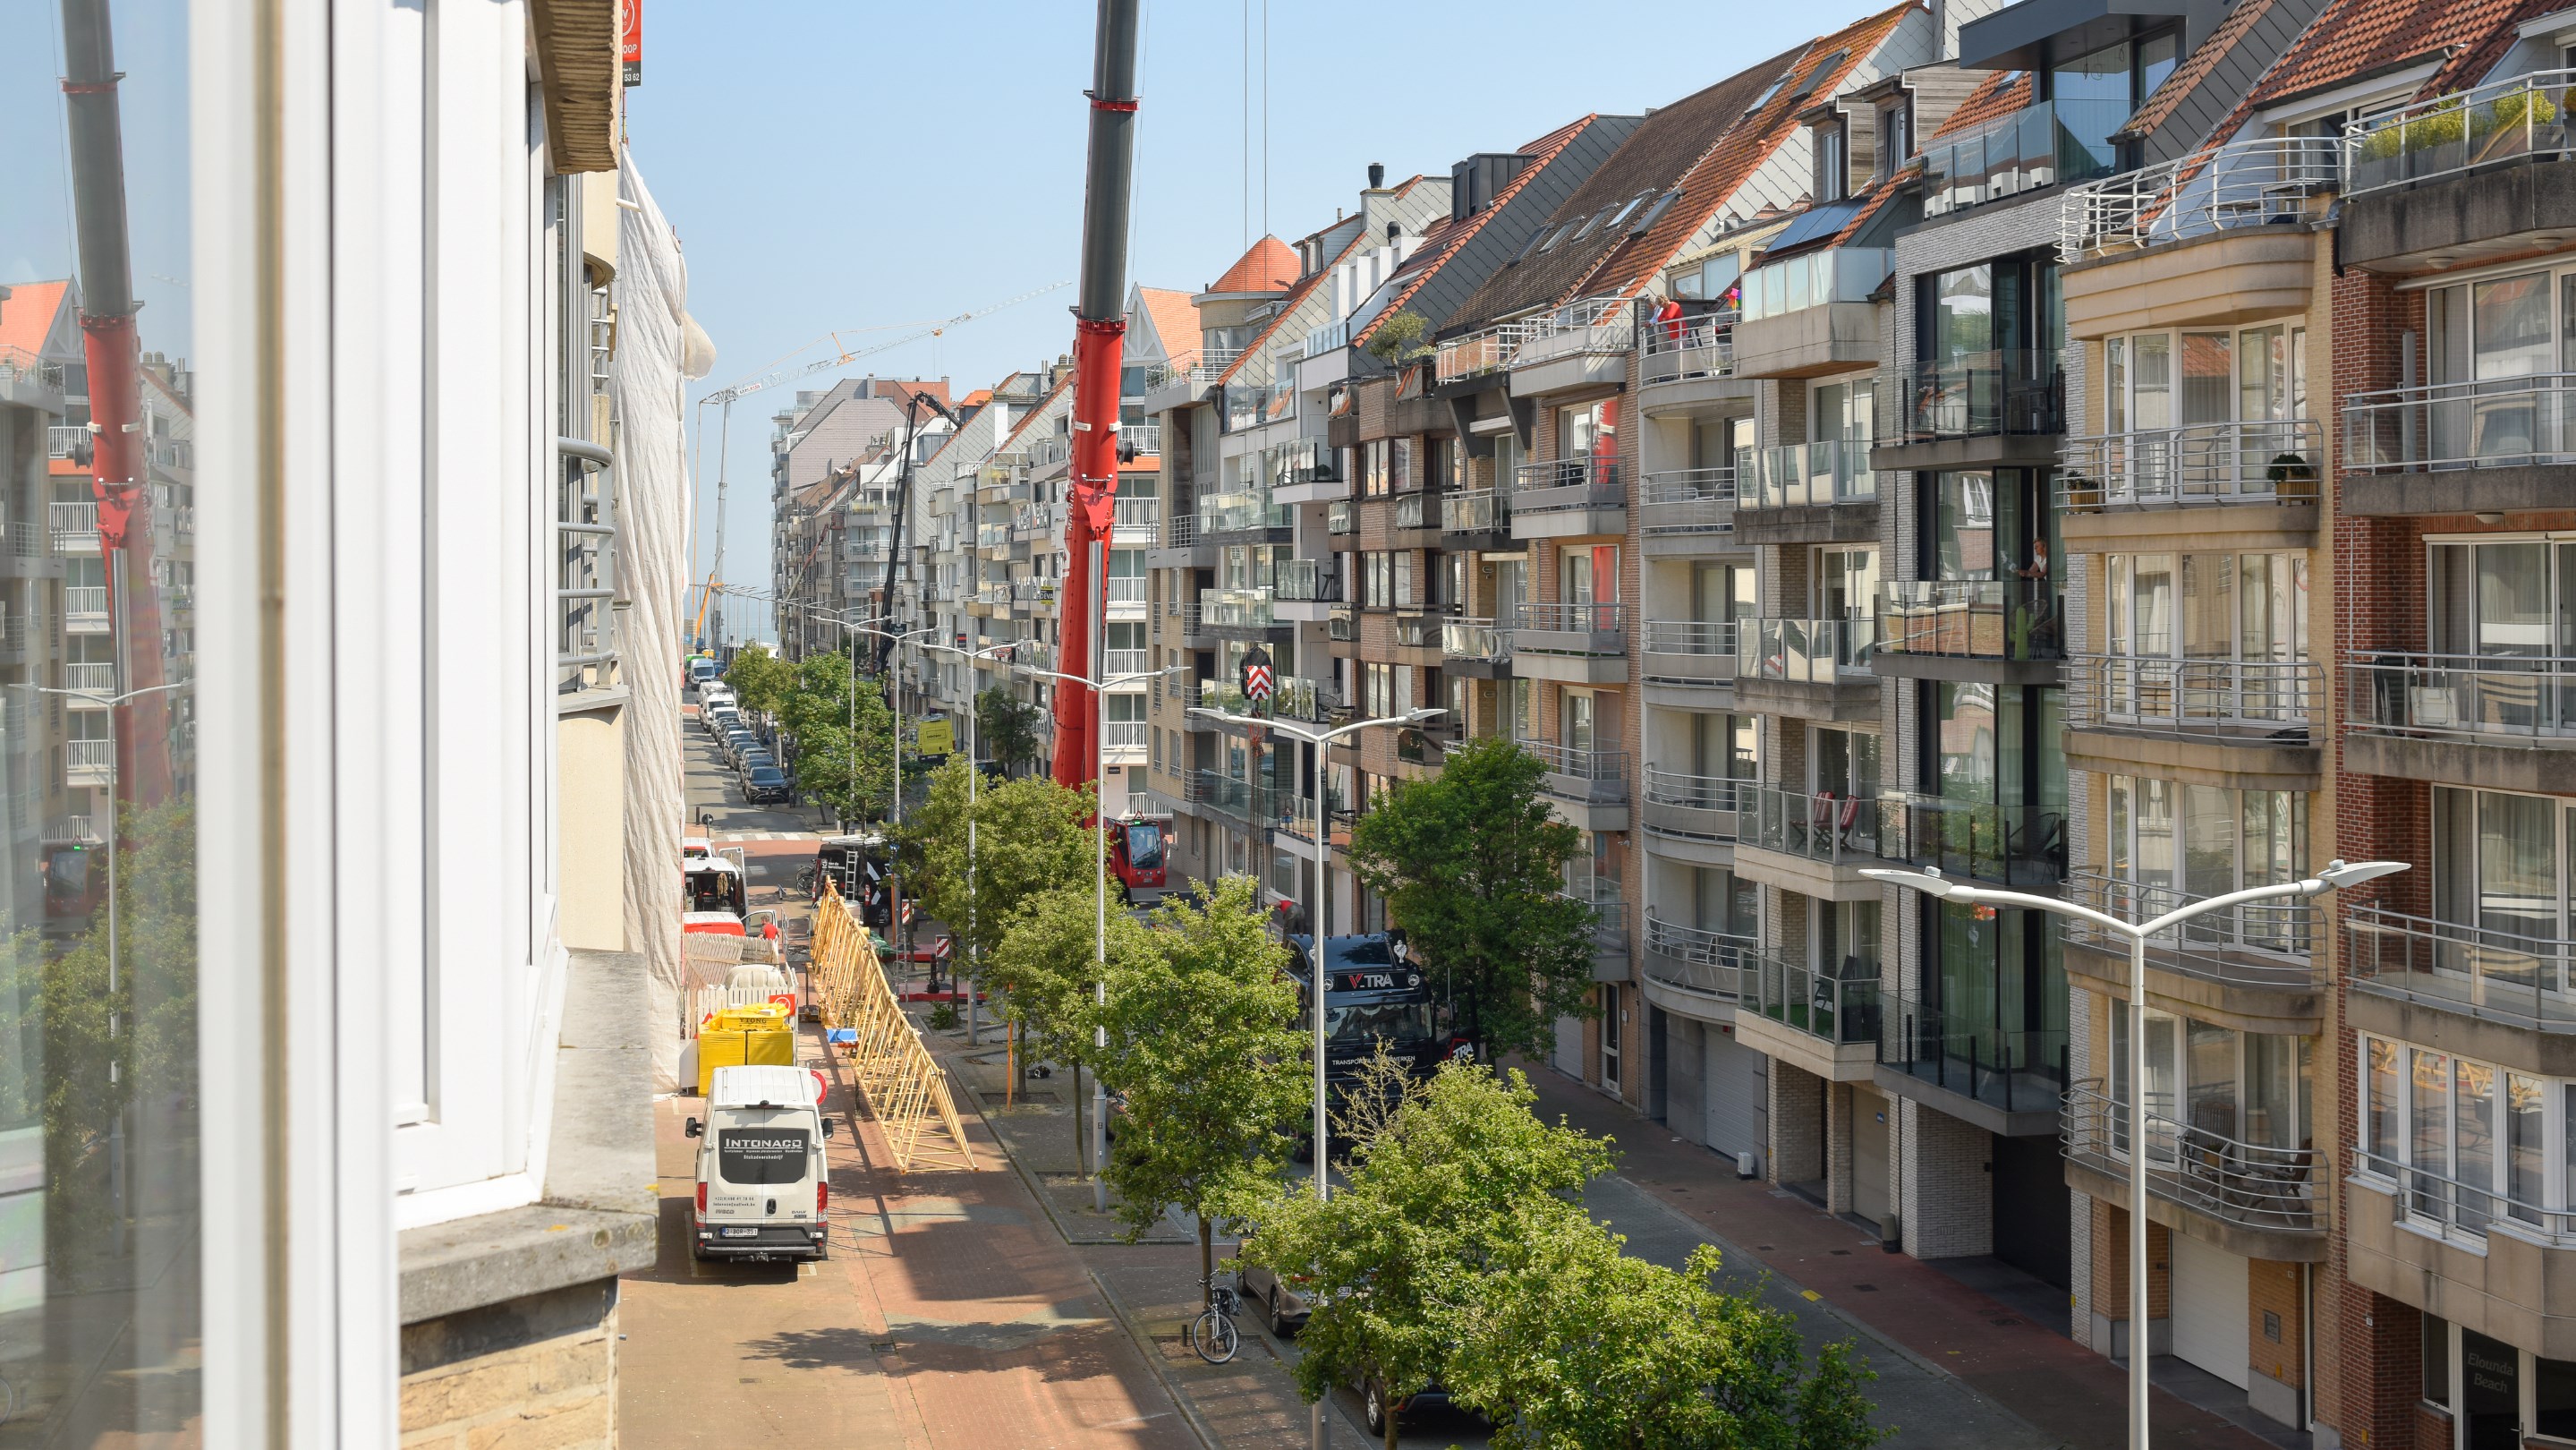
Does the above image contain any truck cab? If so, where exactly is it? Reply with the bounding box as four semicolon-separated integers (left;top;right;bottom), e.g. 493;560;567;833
1280;932;1441;1102
1106;814;1170;904
684;1065;835;1261
684;851;747;934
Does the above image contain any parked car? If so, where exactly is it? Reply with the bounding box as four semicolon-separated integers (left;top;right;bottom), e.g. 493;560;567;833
1236;1257;1310;1337
737;748;777;776
743;765;793;805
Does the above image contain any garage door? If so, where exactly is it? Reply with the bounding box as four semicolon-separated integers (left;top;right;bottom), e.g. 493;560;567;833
2171;1232;2250;1389
1852;1087;1891;1228
1665;1016;1707;1145
1552;1013;1585;1078
1705;1023;1768;1169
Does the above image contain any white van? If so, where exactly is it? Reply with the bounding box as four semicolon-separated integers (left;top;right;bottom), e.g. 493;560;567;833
684;1064;835;1262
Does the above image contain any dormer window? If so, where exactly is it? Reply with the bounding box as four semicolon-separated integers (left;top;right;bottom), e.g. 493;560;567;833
1814;119;1849;203
1878;97;1912;181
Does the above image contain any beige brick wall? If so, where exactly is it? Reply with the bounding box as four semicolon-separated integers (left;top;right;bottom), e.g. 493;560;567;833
402;1300;619;1450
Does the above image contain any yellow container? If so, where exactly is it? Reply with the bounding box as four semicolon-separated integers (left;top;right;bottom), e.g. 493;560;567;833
696;1025;795;1095
713;1002;790;1034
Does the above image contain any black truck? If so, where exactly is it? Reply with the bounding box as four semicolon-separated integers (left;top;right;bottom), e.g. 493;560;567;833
1279;932;1443;1114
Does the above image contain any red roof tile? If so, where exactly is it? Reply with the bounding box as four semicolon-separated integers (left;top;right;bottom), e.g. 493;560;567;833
0;279;71;360
2249;0;2548;108
1206;237;1299;295
1134;286;1202;361
1214;233;1365;388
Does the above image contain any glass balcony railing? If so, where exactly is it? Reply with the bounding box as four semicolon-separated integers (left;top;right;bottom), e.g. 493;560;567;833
1741;439;1874;509
1739;248;1892;323
1739;782;1889;866
1392;492;1431;531
1881;351;2064;442
2062;872;2321;988
1201;587;1276;630
1326;499;1355;535
1441;487;1507;533
1441;618;1508;664
1274;559;1341;602
1638;310;1738;385
2342;373;2576;473
2064;653;2320;739
1750;956;1883;1049
2062;1085;2321;1234
2059;137;2340;262
1187;769;1253;815
2344;67;2576;197
1875;580;2064;662
2346;901;2576;1031
1877;987;2069;1114
1224;380;1297;431
1880;790;2065;888
2349;651;2576;746
1734;616;1874;683
1643;915;1756;1000
1921;98;2121;219
2061;418;2325;508
1638;467;1736;536
1329;607;1356;642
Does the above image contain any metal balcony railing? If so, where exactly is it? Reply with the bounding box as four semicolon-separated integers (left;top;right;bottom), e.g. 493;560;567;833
1742;439;1874;509
1441;618;1508;664
1104;647;1148;676
1739;783;1888;866
1876;580;2064;662
1112;495;1160;533
1273;559;1340;602
1143;347;1243;391
1750;956;1883;1048
1881;791;2066;888
1160;515;1197;550
1642;618;1736;659
1102;721;1148;749
1735;616;1874;683
1638;310;1738;385
2061;418;2325;508
46;425;86;459
1511;601;1625;637
2062;872;2322;987
2344;67;2576;197
1643;916;1756;1000
1509;296;1636;370
65;662;115;692
1107;576;1149;605
2064;653;2320;738
1882;351;2064;442
1638;468;1736;535
2343;373;2576;473
1878;988;2070;1114
1187;770;1253;815
64;586;107;618
66;739;114;771
1441;488;1507;533
2065;1086;2321;1233
2352;1144;2576;1244
2060;137;2341;261
1434;322;1534;384
1520;740;1628;790
1122;422;1162;456
47;502;98;546
0;347;66;394
1511;457;1622;514
2350;651;2576;746
1642;769;1744;840
2345;902;2576;1030
1326;499;1356;535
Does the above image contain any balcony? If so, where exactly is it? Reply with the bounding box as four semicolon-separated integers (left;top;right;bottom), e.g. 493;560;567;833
2062;654;2322;776
1184;769;1253;819
1737;956;1884;1080
1273;789;1352;847
64;587;108;630
1876;987;2068;1135
1507;601;1626;685
46;425;86;459
1733;783;1890;900
1441;618;1509;677
2347;652;2576;794
1874;580;2063;682
1148;513;1211;569
1737;441;1875;545
1640;619;1735;693
1273;559;1341;604
1509;458;1623;540
1111;495;1160;539
1122;422;1162;457
1920;98;2116;220
1879;791;2064;890
1637;468;1735;553
1107;576;1149;608
65;662;115;692
2062;1086;2322;1253
2345;902;2576;1038
1874;352;2065;473
2341;69;2576;274
1562;873;1630;982
1731;618;1875;720
2060;418;2325;522
1433;323;1531;387
1103;721;1148;751
0;347;66;404
1641;770;1743;857
1200;586;1281;635
2061;873;2324;1028
48;502;98;551
1328;606;1356;643
2342;375;2576;516
1440;487;1508;544
1732;248;1890;380
1641;916;1756;1012
1326;499;1355;536
1509;296;1635;397
1142;347;1242;403
1390;491;1437;539
2061;138;2341;264
1224;380;1295;432
1521;740;1628;832
1638;310;1739;391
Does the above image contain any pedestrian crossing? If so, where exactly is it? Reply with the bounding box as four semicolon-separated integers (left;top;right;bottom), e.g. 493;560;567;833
715;831;825;842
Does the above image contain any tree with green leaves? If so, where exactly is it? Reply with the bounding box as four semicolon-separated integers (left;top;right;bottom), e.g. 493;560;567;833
1092;876;1306;1286
1240;1062;1615;1449
1443;1211;1887;1449
721;643;795;717
990;884;1134;1174
905;760;1098;975
1346;735;1595;1061
770;650;895;824
976;686;1046;775
1362;308;1433;367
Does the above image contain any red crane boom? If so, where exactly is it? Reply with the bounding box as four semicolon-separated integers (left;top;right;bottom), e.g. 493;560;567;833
1050;0;1143;793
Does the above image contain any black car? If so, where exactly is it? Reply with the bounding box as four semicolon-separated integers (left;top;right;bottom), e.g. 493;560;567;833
744;765;793;804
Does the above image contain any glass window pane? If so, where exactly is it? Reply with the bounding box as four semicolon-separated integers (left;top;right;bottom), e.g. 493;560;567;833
2457;1059;2498;1232
2426;1315;2453;1408
2185;1019;2238;1138
2368;1037;2401;1161
2181;332;2233;427
2510;1072;2548;1222
2413;1047;2452;1219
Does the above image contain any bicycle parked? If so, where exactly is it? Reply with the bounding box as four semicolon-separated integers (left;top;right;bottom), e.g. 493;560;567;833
1181;1271;1241;1364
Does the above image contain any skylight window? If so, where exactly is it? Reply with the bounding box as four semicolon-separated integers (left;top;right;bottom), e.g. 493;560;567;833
1630;191;1680;235
1571;210;1608;242
1608;193;1648;229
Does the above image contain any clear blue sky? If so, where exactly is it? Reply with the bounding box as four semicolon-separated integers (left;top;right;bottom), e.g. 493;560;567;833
636;1;1841;645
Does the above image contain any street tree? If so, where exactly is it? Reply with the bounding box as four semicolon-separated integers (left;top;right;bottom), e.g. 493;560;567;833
721;643;794;717
1092;876;1306;1286
1443;1211;1888;1450
1240;1062;1614;1450
975;686;1046;775
905;761;1097;972
769;650;894;824
991;885;1142;1173
1346;735;1595;1060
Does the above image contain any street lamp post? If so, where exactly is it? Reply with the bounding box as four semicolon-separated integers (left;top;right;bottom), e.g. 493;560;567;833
923;639;1020;1045
1861;857;2407;1450
839;619;937;983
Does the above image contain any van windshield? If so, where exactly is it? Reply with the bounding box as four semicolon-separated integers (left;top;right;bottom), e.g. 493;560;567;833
1326;1000;1433;1046
1124;822;1164;871
718;1125;812;1184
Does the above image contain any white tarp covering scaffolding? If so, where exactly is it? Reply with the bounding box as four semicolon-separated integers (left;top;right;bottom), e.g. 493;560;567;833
613;149;713;1091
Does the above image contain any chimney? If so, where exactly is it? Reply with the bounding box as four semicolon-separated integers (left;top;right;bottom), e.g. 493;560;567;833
1367;161;1385;190
1386;221;1400;244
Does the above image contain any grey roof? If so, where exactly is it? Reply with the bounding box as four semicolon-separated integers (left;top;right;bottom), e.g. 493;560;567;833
781;380;908;494
1396;116;1645;341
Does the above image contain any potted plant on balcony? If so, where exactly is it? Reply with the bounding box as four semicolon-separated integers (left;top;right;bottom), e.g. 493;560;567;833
1363;310;1434;368
2266;449;2318;500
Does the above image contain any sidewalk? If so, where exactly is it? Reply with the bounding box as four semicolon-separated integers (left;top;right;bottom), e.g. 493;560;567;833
1513;1060;2285;1450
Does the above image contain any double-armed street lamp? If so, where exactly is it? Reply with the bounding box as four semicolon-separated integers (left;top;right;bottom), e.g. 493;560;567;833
1860;856;2408;1450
